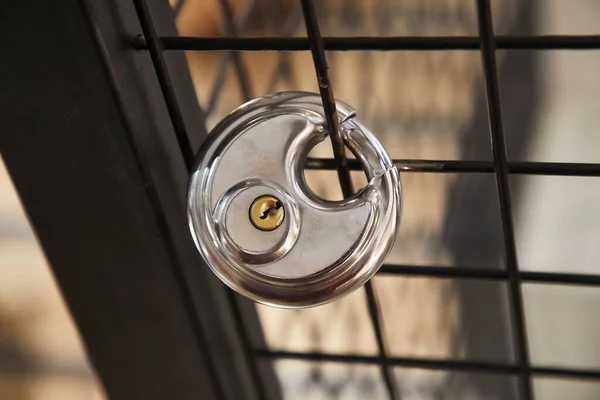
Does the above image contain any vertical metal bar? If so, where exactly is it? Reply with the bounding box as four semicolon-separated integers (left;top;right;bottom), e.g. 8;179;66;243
299;0;399;398
132;0;270;398
299;0;354;199
474;0;533;398
131;2;226;397
364;282;400;399
132;0;195;170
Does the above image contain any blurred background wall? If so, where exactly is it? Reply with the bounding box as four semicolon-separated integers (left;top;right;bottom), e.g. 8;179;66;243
0;159;105;399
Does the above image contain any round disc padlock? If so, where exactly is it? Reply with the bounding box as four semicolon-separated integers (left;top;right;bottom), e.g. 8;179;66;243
187;92;401;308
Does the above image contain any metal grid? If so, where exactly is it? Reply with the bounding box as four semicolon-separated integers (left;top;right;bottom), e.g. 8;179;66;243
132;1;600;399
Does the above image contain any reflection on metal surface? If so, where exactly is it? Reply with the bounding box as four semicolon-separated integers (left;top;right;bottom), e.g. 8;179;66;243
187;92;401;308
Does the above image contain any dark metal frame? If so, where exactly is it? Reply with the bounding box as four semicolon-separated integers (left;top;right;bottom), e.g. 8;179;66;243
136;1;600;400
1;0;278;399
3;0;600;399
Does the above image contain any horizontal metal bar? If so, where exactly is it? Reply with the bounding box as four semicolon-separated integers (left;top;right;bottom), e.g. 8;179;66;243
532;366;600;381
378;264;600;287
307;158;492;173
255;350;516;374
135;35;600;51
255;350;600;381
519;271;600;286
305;158;600;176
378;264;507;280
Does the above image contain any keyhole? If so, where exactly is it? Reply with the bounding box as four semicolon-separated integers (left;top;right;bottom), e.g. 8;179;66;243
259;201;282;219
249;196;285;231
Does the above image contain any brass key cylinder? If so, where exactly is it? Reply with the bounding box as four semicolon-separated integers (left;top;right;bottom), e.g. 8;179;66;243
249;195;285;231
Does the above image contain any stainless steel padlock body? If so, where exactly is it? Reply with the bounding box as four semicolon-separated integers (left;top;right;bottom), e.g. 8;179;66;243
188;92;401;308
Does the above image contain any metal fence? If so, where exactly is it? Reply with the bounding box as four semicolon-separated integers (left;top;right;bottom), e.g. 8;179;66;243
133;1;600;399
3;0;600;399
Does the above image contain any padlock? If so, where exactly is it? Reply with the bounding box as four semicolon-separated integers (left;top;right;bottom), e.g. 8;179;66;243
187;92;401;308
